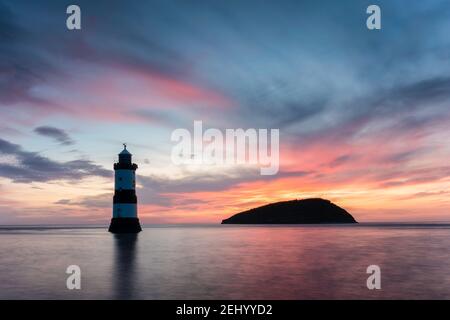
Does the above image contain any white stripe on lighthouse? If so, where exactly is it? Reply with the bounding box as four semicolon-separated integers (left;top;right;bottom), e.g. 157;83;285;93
115;169;136;190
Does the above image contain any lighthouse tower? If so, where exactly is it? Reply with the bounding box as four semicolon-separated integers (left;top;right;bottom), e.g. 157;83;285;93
108;144;142;233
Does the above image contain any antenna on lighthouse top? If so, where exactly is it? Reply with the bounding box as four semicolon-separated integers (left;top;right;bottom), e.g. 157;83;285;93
123;143;127;150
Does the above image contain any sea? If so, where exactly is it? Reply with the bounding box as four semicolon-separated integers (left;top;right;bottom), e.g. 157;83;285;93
0;224;449;299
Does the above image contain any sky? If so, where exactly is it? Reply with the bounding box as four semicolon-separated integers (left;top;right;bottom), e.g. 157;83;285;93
1;0;450;224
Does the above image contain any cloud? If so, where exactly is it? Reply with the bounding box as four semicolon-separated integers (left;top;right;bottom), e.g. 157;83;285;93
366;77;450;118
399;190;450;200
0;1;61;111
133;168;310;210
327;155;357;168
54;193;111;208
0;138;111;183
54;199;71;205
139;167;309;195
376;166;450;188
34;126;75;145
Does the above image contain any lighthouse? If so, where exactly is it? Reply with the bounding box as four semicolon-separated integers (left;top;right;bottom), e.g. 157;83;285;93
108;144;142;233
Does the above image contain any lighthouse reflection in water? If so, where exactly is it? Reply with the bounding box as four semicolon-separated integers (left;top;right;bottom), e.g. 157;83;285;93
113;234;138;299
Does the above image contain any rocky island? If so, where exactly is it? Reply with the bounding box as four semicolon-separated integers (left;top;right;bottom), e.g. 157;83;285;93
221;198;357;224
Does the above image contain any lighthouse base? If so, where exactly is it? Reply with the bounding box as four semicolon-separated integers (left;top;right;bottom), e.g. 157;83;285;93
108;218;142;233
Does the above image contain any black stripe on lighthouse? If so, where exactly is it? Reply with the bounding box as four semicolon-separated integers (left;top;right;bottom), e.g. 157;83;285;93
114;163;138;170
113;190;137;203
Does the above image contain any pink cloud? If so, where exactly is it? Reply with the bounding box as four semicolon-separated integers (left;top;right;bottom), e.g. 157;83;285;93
80;63;231;114
6;62;234;125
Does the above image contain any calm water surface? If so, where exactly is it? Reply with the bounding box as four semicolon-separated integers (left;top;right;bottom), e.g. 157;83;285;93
0;224;449;299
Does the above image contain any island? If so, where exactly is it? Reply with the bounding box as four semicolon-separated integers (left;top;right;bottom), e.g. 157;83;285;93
221;198;357;224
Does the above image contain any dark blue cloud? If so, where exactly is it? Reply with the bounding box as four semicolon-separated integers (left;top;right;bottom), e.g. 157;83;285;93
34;126;75;145
0;138;111;183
